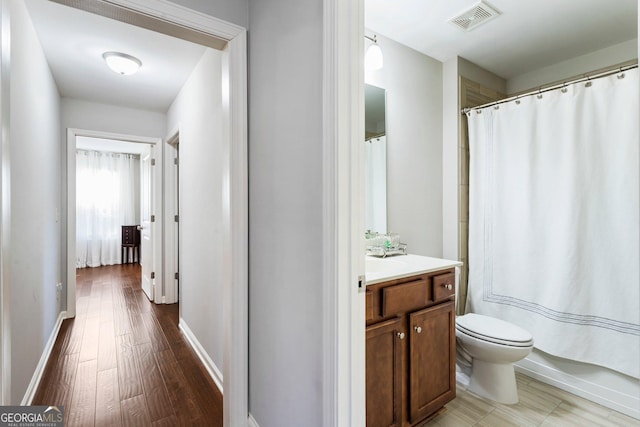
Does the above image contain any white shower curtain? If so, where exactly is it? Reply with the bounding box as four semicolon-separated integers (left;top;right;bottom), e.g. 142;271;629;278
76;150;138;268
466;69;639;378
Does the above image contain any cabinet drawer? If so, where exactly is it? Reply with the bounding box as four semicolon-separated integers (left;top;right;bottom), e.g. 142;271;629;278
382;279;428;317
432;272;455;302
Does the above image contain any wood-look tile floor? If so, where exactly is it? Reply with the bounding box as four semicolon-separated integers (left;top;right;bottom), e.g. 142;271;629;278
423;372;640;427
33;264;223;427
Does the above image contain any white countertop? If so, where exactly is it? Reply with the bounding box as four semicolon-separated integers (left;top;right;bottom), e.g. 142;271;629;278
365;254;463;286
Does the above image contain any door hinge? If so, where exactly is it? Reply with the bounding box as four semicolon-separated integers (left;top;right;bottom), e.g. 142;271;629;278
151;215;155;222
151;272;155;279
175;272;179;280
151;158;156;166
174;158;178;165
174;215;179;222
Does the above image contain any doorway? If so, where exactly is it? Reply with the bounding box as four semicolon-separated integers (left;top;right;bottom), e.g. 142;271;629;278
57;2;248;426
74;135;157;303
67;130;163;316
0;0;246;420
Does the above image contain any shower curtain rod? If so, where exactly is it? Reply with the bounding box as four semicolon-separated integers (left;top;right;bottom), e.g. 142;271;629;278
461;63;638;114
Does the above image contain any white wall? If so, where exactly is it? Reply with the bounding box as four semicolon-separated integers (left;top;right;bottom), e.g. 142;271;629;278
9;1;61;403
248;0;324;425
508;39;638;94
366;33;443;257
166;49;225;378
61;98;167;138
441;58;460;261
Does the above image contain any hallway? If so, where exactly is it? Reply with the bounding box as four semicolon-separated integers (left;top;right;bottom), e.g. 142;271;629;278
32;264;223;426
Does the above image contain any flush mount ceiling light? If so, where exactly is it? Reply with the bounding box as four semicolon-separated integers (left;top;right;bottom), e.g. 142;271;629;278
102;51;142;75
365;34;383;71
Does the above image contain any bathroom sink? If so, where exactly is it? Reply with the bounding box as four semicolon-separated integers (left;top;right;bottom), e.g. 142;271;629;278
365;257;409;282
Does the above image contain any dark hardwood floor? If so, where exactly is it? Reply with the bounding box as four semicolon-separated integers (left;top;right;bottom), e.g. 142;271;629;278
33;264;223;426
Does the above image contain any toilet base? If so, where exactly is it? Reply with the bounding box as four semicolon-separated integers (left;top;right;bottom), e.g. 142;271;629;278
468;360;519;405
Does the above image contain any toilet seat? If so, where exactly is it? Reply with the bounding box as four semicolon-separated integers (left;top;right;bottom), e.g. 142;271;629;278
456;313;533;348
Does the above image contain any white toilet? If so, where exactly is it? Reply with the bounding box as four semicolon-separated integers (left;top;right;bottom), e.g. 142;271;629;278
455;313;534;404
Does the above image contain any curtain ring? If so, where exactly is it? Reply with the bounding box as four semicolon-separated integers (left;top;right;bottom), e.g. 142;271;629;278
617;67;625;79
561;84;568;93
585;77;592;88
515;97;521;105
494;104;499;110
537;89;543;99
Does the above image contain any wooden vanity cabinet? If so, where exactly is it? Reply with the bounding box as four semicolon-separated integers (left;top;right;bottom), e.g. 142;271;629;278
408;301;456;423
366;269;456;427
366;317;403;427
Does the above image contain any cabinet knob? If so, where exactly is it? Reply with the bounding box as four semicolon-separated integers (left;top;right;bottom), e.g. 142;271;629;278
444;283;453;290
414;326;422;333
397;332;405;340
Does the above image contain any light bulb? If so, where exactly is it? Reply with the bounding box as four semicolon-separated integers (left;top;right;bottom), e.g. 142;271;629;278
365;44;383;71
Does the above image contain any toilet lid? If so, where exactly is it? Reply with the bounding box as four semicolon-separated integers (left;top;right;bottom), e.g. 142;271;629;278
456;313;533;347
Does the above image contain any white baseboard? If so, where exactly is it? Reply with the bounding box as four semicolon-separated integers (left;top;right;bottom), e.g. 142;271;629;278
21;311;67;405
515;357;640;420
178;318;224;394
248;413;259;427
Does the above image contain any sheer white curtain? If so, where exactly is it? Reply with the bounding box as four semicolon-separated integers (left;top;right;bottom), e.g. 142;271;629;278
76;150;138;268
467;69;639;378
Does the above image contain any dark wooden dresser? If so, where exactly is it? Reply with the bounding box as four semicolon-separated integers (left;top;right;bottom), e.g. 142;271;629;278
121;225;140;264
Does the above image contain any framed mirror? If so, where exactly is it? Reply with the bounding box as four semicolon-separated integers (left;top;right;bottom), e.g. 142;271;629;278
365;84;387;234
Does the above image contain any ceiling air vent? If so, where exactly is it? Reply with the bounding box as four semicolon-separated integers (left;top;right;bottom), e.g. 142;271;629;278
449;1;501;32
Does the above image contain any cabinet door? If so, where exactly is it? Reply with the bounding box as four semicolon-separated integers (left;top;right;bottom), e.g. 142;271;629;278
366;317;403;427
408;301;455;423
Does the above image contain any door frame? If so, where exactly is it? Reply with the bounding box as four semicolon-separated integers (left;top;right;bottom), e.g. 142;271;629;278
67;129;163;314
163;127;179;305
322;0;365;425
138;142;155;302
58;2;248;426
0;0;11;405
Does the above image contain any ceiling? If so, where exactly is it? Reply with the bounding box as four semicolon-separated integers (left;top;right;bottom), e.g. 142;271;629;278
365;0;638;80
23;0;639;111
25;0;207;112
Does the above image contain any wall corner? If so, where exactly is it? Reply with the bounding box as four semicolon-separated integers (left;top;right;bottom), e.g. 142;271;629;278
442;58;460;260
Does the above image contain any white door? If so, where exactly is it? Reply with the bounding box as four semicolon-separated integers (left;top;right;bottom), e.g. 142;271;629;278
172;142;179;301
140;144;153;300
163;136;179;304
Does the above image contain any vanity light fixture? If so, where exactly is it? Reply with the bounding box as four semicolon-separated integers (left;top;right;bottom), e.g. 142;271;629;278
365;34;383;71
102;51;142;76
